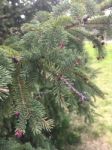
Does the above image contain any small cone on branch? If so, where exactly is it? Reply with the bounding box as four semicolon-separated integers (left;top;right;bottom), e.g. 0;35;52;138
15;129;25;138
93;45;96;48
76;59;81;65
97;57;100;60
101;41;105;45
101;35;104;40
12;57;20;64
59;41;65;49
82;15;89;24
15;112;20;118
96;34;100;38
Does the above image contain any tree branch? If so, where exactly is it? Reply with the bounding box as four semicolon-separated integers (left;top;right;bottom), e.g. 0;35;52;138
65;22;112;30
0;88;9;93
60;75;86;101
0;0;52;21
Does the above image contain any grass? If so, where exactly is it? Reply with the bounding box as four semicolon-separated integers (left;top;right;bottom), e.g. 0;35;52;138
84;42;112;145
66;43;112;150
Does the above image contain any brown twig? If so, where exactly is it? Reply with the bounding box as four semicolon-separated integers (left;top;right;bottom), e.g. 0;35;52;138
0;88;9;93
60;75;86;101
65;22;112;30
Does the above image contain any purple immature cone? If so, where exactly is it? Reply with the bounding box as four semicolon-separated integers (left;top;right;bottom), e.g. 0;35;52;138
12;57;19;64
15;112;20;118
15;129;24;138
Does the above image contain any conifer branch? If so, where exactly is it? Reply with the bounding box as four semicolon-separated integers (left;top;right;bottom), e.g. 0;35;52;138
65;22;112;29
0;14;11;20
17;77;26;106
60;75;86;101
100;0;112;11
0;88;9;93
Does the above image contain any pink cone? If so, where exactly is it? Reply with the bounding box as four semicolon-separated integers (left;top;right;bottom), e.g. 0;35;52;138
15;129;24;138
15;112;20;118
59;41;65;49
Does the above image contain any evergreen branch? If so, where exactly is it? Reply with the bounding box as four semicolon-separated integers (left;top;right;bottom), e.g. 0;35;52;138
65;22;112;29
0;0;52;21
65;14;111;30
65;22;80;29
41;118;54;132
73;71;104;98
59;61;104;99
17;77;26;106
15;64;27;107
0;88;9;93
100;0;112;11
60;75;86;101
0;14;11;20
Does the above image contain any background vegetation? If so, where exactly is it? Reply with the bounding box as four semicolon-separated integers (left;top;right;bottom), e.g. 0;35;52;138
0;0;112;150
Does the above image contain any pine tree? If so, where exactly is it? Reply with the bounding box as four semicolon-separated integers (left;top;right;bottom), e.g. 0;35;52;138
0;0;111;150
0;0;60;44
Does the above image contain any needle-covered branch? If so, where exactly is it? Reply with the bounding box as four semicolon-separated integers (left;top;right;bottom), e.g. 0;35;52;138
0;88;9;93
60;75;86;101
